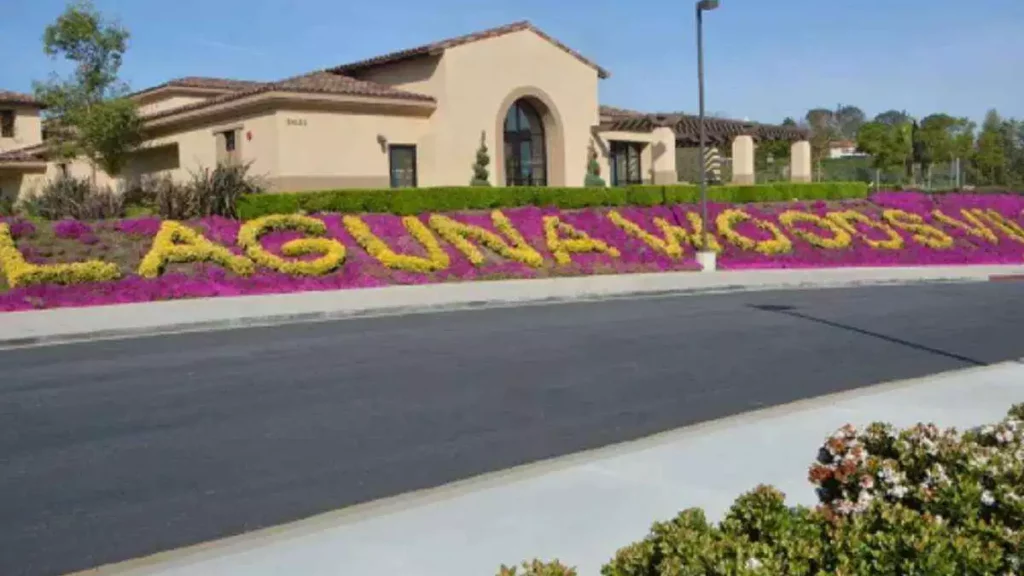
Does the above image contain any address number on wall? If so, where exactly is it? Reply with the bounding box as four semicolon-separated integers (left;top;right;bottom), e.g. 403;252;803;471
286;118;308;127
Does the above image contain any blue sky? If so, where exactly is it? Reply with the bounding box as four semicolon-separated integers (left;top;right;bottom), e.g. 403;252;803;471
2;0;1022;124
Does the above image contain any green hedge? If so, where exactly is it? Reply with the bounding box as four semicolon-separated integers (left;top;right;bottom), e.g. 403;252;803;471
236;182;869;219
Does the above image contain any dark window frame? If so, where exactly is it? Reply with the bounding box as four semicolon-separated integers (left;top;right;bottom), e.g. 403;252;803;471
610;141;644;186
388;144;418;188
1;110;14;138
224;130;237;153
503;100;547;187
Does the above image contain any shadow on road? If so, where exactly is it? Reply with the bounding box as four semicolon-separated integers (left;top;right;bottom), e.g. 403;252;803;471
748;304;988;367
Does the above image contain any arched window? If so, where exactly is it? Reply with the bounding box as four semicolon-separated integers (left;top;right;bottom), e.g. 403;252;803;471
503;99;546;186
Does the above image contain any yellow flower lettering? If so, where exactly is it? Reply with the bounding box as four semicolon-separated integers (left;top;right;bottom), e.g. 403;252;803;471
238;214;346;276
607;210;685;258
343;215;449;273
682;212;723;252
716;209;793;255
0;222;120;287
977;209;1024;244
881;209;953;249
777;210;852;250
428;211;543;267
931;209;998;244
827;211;904;250
543;215;620;265
139;221;255;279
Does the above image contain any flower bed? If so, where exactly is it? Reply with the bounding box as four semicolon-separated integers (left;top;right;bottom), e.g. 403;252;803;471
2;191;1023;312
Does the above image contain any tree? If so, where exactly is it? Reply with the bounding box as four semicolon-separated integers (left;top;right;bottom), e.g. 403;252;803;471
805;108;837;178
916;114;957;185
856;121;912;182
974;109;1006;185
470;130;491;186
583;140;605;187
33;0;142;179
835;105;866;140
874;110;913;127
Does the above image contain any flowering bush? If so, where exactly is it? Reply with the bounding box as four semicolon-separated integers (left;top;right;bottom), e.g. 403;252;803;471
3;191;1024;311
568;405;1024;576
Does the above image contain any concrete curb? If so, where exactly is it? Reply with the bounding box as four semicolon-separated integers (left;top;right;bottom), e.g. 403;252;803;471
2;267;1015;348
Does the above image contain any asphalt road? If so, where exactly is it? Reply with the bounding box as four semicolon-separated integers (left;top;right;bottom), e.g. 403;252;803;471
2;282;1024;575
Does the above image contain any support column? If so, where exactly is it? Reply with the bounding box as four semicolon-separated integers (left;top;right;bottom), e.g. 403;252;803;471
730;135;755;185
651;127;677;184
790;140;812;183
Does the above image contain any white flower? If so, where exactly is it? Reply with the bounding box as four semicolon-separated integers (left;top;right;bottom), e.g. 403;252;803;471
889;485;909;499
982;491;996;506
982;425;996;436
745;557;763;570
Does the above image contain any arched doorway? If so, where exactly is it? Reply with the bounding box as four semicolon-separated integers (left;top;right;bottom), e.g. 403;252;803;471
503;99;547;186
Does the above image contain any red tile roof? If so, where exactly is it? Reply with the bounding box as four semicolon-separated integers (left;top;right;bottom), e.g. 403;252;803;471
130;76;265;99
141;71;434;121
0;90;43;108
0;144;47;163
331;21;610;79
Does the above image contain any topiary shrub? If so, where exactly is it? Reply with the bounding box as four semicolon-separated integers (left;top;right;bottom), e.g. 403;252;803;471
471;131;491;186
584;141;606;188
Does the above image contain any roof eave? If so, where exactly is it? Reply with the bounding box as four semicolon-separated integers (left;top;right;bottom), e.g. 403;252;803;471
143;90;436;128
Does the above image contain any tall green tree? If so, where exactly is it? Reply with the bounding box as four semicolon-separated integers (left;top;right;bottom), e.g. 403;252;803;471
34;0;142;179
856;121;912;182
916;113;957;185
974;109;1006;185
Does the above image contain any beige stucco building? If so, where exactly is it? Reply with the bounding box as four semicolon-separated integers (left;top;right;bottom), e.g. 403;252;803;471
0;21;811;205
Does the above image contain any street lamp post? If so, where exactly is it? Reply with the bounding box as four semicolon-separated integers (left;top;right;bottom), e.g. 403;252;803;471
696;0;718;271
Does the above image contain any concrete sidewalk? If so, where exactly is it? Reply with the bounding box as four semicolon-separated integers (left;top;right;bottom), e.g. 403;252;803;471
77;361;1024;576
3;264;1022;347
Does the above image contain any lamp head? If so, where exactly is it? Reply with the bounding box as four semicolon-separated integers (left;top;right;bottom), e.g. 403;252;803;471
697;0;719;10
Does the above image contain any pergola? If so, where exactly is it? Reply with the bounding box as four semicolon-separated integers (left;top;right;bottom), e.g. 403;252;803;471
596;106;812;184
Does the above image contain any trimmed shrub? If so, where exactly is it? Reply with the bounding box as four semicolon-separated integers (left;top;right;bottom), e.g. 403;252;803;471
238;182;870;219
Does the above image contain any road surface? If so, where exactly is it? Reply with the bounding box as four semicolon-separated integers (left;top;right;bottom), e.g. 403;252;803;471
2;282;1023;575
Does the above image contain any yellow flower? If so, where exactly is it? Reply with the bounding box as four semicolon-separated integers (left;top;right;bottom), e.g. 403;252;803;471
827;211;904;250
607;210;684;258
238;214;346;276
682;212;723;253
976;209;1024;244
343;215;449;272
716;209;793;255
932;209;998;244
139;221;255;279
428;211;544;267
778;210;852;250
881;209;953;249
0;222;120;288
543;215;620;265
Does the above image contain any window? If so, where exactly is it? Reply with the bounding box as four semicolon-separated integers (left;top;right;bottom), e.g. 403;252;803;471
503;99;546;186
610;141;644;186
388;144;417;188
216;129;240;164
1;110;14;138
